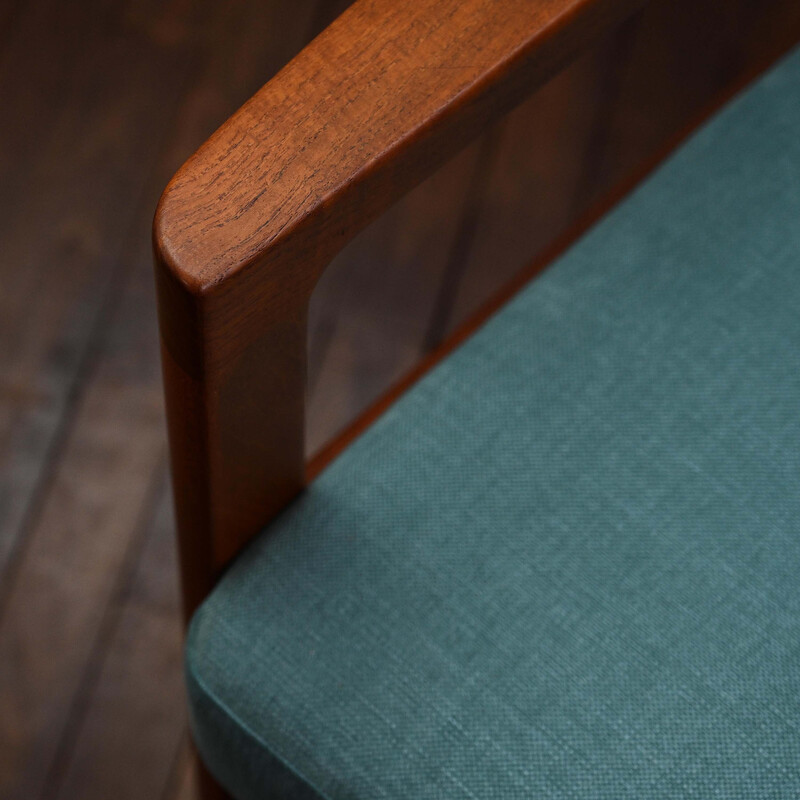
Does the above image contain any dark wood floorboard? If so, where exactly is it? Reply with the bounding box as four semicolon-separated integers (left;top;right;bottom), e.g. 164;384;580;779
0;1;329;798
0;0;185;587
46;470;184;800
2;0;799;799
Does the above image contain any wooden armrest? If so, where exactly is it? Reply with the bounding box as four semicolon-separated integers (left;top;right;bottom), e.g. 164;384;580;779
154;0;645;615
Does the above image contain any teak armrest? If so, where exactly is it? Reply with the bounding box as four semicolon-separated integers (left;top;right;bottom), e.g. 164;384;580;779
154;0;645;615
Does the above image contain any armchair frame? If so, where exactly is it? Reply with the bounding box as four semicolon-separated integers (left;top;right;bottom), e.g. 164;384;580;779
154;0;647;619
153;2;800;798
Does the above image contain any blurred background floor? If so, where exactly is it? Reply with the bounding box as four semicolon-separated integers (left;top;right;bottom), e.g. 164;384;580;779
1;0;799;798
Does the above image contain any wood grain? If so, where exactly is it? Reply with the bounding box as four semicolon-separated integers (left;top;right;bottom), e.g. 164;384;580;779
0;16;189;800
0;1;325;799
154;0;649;616
1;1;798;799
0;0;187;585
46;475;186;800
156;0;649;292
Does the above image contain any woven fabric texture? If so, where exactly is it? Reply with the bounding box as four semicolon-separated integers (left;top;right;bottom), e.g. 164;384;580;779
187;46;800;800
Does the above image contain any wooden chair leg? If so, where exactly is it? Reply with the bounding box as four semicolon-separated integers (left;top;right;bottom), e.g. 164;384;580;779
197;757;233;800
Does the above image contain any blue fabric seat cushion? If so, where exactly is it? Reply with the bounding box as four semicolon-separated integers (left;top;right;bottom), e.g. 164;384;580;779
186;45;800;800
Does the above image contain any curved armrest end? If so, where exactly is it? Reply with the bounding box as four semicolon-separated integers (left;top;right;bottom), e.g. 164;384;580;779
154;0;645;615
154;0;644;297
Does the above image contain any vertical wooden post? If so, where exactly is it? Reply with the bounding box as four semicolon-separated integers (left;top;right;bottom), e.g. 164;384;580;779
155;247;315;799
155;251;310;620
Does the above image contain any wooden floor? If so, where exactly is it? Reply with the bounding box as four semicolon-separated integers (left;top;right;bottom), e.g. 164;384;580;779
1;0;798;798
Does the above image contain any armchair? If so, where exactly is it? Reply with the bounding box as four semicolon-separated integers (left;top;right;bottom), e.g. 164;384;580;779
154;0;800;797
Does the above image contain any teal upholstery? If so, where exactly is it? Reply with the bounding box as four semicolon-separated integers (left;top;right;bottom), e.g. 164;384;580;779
187;46;800;800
